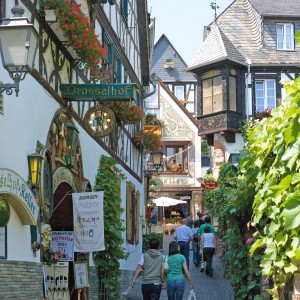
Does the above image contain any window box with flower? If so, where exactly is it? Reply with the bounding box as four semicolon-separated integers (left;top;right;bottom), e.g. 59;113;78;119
105;102;144;125
144;113;164;136
132;130;161;154
40;0;107;70
255;108;272;120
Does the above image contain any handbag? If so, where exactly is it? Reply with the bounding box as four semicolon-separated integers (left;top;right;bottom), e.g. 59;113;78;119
163;255;169;273
188;289;197;300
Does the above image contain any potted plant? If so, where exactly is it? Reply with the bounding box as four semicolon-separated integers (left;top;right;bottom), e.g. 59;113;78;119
43;248;63;266
132;130;161;153
40;0;107;69
105;102;144;125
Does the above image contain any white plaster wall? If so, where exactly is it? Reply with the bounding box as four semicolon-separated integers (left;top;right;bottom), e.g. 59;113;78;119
214;133;244;160
6;206;40;262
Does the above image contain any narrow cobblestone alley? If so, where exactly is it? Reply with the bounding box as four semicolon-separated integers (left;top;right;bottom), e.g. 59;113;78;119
123;235;234;300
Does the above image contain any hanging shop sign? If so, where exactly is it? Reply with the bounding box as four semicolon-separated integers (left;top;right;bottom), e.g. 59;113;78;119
201;180;218;190
0;168;39;224
61;83;137;101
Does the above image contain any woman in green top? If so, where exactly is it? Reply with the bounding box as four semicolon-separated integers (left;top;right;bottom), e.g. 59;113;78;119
162;241;194;300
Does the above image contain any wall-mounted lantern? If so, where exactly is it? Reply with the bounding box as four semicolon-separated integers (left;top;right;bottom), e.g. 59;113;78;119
0;4;39;96
144;149;164;176
65;122;79;169
28;152;44;191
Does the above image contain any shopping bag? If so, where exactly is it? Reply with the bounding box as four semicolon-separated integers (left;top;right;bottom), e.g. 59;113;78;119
188;289;197;300
163;255;169;273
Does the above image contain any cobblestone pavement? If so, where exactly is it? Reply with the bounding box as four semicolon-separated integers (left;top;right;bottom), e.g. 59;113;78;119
123;235;234;300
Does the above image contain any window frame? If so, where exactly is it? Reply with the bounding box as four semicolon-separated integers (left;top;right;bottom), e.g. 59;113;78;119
276;23;295;50
202;75;223;115
255;79;276;112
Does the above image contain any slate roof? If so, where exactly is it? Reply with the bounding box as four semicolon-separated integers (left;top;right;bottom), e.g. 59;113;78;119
248;0;300;17
188;0;300;71
151;34;196;82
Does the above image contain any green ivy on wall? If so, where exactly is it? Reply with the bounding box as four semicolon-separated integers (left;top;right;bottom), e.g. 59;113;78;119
93;155;129;299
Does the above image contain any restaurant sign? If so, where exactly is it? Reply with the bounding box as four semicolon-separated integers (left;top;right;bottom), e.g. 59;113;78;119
201;180;218;190
61;83;137;101
0;168;39;224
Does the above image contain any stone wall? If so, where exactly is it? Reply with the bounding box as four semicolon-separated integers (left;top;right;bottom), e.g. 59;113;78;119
0;260;43;299
89;266;100;300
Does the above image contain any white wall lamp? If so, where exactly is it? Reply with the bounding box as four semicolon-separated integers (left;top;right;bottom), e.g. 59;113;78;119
0;3;39;96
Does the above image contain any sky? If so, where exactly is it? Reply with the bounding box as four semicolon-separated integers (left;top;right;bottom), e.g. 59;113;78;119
147;0;234;66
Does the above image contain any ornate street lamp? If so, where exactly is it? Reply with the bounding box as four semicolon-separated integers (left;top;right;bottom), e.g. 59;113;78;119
0;4;39;96
65;122;79;169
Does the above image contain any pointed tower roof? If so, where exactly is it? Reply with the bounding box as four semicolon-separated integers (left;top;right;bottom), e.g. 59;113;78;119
151;34;196;82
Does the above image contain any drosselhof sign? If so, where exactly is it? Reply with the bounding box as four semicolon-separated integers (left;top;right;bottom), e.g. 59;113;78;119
61;83;137;101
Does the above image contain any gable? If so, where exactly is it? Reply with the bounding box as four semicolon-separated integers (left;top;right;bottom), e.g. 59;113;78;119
152;35;196;82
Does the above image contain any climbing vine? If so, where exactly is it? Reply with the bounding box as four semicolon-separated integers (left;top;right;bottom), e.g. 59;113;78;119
245;77;300;299
205;76;300;299
204;163;261;299
93;155;128;299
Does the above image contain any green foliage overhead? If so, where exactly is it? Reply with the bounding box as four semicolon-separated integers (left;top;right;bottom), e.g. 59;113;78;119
93;155;128;299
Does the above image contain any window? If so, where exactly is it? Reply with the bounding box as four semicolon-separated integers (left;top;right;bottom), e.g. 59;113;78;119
165;146;186;172
229;76;237;111
121;0;128;23
255;80;276;112
277;23;294;50
202;76;223;114
174;86;184;100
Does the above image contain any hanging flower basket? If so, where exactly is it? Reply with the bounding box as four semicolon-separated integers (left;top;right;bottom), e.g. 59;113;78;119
105;102;144;125
132;130;161;154
40;0;107;69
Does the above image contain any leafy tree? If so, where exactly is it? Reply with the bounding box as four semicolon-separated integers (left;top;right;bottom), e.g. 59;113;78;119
93;155;128;299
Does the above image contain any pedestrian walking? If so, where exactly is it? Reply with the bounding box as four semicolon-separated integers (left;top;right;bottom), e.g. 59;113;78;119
198;215;215;236
201;225;216;277
173;219;194;269
162;240;194;300
131;237;164;300
191;220;200;267
150;202;158;229
186;212;193;228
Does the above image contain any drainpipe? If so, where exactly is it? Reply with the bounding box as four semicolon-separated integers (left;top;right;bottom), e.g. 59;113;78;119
143;73;158;99
245;58;252;120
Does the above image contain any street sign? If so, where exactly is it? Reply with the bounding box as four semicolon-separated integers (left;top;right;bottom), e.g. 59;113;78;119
61;83;137;101
201;180;218;190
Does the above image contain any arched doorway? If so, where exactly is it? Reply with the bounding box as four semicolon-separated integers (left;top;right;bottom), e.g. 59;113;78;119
49;182;78;300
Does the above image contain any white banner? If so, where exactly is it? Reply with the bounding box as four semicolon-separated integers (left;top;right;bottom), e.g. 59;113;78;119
72;191;104;252
51;231;74;261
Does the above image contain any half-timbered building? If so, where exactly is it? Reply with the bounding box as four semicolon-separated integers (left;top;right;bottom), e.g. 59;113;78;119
0;0;151;298
188;0;300;171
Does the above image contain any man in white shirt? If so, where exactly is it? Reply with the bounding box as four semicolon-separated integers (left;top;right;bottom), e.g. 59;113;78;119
173;219;194;269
